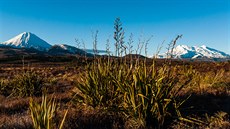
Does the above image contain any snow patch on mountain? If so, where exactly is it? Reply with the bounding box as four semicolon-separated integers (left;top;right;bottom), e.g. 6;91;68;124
56;44;77;53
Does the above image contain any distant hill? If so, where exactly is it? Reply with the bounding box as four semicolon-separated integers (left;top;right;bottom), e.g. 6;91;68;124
123;54;147;59
48;44;93;57
0;46;47;58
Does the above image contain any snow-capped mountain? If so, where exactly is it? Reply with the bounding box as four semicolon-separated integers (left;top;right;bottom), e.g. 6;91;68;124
3;32;228;60
1;32;52;51
1;32;107;56
164;45;230;59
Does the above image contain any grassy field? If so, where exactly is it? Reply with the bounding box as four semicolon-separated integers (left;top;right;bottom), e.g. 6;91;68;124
0;57;229;129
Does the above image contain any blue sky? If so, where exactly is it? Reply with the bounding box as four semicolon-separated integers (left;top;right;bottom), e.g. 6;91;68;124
0;0;229;55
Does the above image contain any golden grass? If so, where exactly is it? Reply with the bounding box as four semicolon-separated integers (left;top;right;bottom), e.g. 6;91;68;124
0;60;229;129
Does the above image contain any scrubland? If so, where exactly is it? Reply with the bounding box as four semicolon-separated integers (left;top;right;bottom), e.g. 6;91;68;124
0;58;229;129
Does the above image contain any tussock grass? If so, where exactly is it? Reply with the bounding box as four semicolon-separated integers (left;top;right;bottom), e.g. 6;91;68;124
0;71;44;97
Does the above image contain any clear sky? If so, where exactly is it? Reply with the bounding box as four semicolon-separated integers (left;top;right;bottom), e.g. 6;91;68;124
0;0;229;55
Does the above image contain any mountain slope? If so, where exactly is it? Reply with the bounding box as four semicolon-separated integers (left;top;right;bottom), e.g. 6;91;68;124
48;44;93;57
157;45;230;59
1;32;52;51
170;45;230;59
0;46;47;59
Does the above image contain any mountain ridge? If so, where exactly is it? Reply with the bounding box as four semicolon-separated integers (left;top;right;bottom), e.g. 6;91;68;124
1;32;229;60
160;45;230;59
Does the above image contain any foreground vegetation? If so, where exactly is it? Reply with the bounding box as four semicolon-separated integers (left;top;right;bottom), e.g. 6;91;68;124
0;58;229;129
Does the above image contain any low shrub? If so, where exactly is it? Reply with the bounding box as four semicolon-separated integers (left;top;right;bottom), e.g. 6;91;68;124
0;71;45;97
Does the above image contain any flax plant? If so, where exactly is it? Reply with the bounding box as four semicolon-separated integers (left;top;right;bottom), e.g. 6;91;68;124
112;62;192;128
73;60;123;108
29;95;68;129
73;18;194;128
74;59;193;128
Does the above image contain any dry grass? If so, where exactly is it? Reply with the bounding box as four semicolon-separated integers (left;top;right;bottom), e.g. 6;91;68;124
0;59;229;129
